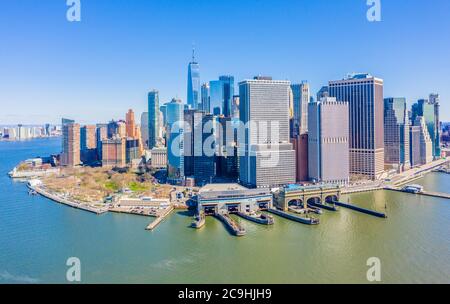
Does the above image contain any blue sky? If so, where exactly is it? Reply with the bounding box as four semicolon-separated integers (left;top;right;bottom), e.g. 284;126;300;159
0;0;449;125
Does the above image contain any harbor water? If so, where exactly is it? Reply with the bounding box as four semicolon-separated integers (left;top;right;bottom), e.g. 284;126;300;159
0;138;449;283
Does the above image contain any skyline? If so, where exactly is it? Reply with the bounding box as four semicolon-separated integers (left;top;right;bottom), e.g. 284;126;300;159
1;0;449;125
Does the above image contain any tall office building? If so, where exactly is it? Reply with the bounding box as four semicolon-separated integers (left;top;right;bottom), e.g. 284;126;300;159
409;125;421;167
429;93;441;157
80;125;96;150
308;97;350;185
239;77;296;188
291;134;309;182
61;118;81;167
140;112;149;149
184;110;217;186
317;86;329;101
414;116;433;165
80;125;97;164
329;73;385;179
166;98;185;183
220;75;235;117
96;124;108;161
102;137;126;167
148;90;160;149
232;95;240;119
384;98;410;170
201;83;210;113
187;51;200;109
412;95;440;158
125;109;136;139
291;82;310;137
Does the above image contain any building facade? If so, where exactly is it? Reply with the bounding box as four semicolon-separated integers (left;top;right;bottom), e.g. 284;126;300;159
187;53;200;110
61;118;81;167
291;82;310;137
308;97;350;185
102;137;126;167
414;116;433;165
239;77;296;188
166;98;185;183
328;73;384;179
384;98;411;171
148;90;160;149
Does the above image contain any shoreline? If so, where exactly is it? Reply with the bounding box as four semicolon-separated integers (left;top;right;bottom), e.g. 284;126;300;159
28;183;109;215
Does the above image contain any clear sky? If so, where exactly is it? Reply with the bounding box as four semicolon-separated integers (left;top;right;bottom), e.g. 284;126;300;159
0;0;449;125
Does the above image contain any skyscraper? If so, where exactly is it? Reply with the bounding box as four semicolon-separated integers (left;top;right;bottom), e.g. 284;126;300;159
219;75;235;117
96;124;108;161
414;116;433;165
187;50;200;110
140;112;149;149
429;93;441;157
412;95;441;158
184;110;217;186
80;125;96;151
201;83;210;113
202;76;235;116
166;98;185;183
308;97;350;185
329;73;385;179
384;98;410;170
61;118;81;167
239;77;296;188
148;90;160;149
125;109;136;139
409;125;421;167
291;82;310;136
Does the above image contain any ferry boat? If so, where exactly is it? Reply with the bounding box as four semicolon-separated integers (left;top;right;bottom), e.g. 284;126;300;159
402;184;424;194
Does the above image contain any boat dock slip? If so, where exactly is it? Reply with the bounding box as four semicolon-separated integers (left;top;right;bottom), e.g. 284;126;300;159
237;212;274;225
268;208;320;225
191;213;206;229
146;206;174;231
215;213;246;236
332;201;387;218
308;201;338;212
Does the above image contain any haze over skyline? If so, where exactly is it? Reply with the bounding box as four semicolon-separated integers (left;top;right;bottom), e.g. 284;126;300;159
0;0;449;125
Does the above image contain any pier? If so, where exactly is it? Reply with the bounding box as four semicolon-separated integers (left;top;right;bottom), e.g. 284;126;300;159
384;187;450;200
236;212;274;225
215;213;246;236
146;206;174;231
307;201;338;212
268;208;320;225
332;201;387;218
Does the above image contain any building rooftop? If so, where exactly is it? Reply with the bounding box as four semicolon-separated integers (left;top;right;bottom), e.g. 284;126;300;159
199;183;248;193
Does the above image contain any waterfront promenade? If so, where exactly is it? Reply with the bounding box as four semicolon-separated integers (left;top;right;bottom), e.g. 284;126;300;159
29;184;109;215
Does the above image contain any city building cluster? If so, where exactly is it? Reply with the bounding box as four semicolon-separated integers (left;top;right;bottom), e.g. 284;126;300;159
1;124;61;141
59;52;445;190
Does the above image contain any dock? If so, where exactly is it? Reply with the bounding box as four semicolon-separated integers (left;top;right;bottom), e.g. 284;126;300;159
332;201;387;218
215;213;246;236
236;212;274;225
146;205;174;231
268;208;319;225
384;187;450;200
307;201;338;212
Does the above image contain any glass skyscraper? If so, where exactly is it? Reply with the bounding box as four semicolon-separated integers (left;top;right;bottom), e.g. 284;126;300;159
203;76;235;117
384;98;410;170
187;52;200;110
148;90;160;149
166;98;185;183
412;95;440;158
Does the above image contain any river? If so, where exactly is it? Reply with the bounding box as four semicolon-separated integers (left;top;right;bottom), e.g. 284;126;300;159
0;138;449;283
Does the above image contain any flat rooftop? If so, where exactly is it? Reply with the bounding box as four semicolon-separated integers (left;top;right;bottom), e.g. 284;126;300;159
199;183;248;193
